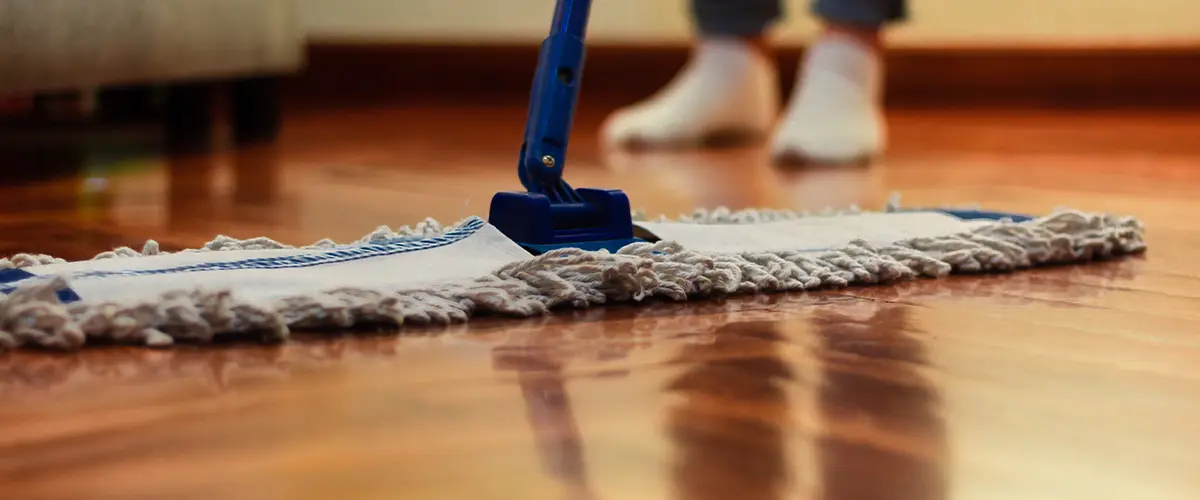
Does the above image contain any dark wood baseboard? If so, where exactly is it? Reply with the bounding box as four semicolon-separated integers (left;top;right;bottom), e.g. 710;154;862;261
286;42;1200;109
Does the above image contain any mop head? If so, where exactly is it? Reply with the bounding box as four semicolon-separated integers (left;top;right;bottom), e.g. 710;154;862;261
0;195;1145;350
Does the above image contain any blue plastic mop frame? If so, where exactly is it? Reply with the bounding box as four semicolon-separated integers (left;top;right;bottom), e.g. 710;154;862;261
487;0;643;255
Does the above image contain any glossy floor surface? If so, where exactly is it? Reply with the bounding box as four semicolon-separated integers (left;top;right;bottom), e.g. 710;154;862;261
1;103;1198;500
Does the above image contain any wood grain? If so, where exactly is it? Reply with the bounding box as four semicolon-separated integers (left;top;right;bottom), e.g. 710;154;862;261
0;100;1197;500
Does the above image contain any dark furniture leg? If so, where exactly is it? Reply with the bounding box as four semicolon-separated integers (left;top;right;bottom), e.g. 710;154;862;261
98;85;162;125
230;76;282;146
165;82;215;153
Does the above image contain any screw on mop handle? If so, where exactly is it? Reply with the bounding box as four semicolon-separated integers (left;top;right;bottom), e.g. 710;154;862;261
517;0;591;202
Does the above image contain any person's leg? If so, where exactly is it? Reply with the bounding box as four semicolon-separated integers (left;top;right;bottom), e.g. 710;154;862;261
771;0;907;164
690;0;783;42
600;0;783;148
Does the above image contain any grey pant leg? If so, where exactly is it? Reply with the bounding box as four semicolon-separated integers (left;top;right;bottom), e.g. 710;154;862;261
691;0;784;37
811;0;908;27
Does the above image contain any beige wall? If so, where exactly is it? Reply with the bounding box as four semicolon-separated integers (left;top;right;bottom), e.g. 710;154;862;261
300;0;1200;47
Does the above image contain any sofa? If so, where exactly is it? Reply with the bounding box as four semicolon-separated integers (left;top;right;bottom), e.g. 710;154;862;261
0;0;305;146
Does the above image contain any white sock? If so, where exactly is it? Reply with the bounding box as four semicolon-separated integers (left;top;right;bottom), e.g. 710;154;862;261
601;38;779;148
770;33;886;164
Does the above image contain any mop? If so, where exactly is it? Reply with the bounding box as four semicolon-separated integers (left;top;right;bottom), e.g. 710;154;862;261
0;0;1146;350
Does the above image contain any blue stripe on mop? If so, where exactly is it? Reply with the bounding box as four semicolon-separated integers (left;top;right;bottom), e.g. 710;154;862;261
0;269;81;303
0;217;489;301
930;209;1036;222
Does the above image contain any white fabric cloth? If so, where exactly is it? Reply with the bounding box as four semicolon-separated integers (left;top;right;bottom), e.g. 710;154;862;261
3;218;531;303
635;211;991;254
0;205;1148;350
3;211;989;304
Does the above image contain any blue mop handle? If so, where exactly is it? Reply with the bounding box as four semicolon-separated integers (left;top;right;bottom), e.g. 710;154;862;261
517;0;591;199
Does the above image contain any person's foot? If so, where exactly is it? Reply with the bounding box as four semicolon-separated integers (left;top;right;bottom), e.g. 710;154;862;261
601;38;779;149
770;31;886;165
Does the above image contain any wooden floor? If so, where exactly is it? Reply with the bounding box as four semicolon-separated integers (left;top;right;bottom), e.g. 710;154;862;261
1;101;1199;500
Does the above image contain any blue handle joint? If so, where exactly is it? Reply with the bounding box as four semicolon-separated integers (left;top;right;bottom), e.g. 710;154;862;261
487;0;642;255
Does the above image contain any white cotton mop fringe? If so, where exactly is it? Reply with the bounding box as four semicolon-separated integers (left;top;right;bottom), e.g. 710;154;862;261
0;196;1145;350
